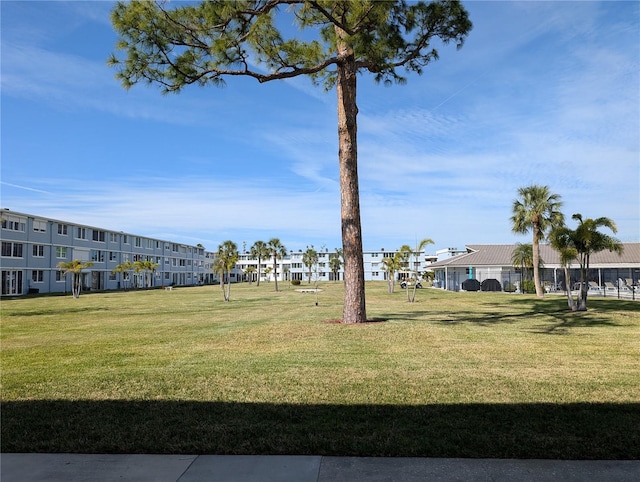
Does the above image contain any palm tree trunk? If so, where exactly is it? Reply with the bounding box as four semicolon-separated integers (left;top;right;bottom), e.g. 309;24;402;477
273;255;279;292
532;225;544;298
563;266;577;311
73;273;81;299
578;260;588;311
336;27;366;324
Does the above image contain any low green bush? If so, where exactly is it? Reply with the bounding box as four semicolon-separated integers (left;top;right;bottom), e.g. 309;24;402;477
503;282;517;293
522;280;536;294
291;279;301;286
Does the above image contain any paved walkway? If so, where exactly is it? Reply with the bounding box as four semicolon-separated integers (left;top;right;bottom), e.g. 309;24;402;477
2;454;639;481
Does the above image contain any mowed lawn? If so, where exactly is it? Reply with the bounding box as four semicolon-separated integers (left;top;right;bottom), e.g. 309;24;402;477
2;282;639;458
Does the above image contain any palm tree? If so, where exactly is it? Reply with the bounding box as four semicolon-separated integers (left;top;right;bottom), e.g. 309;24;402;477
250;240;269;287
557;214;623;311
302;246;319;284
382;256;400;294
510;243;544;293
409;238;434;302
395;245;413;301
267;238;287;292
112;261;134;290
134;260;159;288
58;259;94;298
549;228;579;310
511;185;564;298
329;248;343;282
244;266;256;285
215;240;239;301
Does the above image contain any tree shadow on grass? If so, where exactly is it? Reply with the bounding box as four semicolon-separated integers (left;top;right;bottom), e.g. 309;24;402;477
375;295;637;333
2;400;638;459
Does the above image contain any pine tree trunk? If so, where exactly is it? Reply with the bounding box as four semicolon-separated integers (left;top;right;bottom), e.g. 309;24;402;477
336;28;366;324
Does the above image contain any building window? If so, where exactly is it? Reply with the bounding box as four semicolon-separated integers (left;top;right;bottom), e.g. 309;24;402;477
110;233;118;243
2;217;26;232
31;270;44;283
2;242;23;258
33;220;47;232
56;246;67;258
109;272;117;281
57;224;68;235
109;251;118;262
76;227;88;240
135;237;142;248
123;235;129;244
56;271;63;282
2;270;23;295
33;245;45;257
91;250;105;262
122;253;130;263
92;230;106;242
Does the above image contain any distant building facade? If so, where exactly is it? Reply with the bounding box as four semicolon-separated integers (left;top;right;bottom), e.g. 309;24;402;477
1;210;212;296
429;244;640;297
5;209;636;298
1;210;438;296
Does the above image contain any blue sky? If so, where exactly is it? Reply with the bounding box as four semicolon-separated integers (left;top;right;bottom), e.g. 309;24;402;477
2;1;638;254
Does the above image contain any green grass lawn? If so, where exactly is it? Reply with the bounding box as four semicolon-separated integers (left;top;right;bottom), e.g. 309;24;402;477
2;282;639;458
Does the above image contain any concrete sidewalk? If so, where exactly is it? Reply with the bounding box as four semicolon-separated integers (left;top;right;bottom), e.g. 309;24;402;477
2;454;639;482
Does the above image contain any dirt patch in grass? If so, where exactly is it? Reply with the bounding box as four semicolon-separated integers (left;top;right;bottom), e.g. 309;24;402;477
323;318;388;324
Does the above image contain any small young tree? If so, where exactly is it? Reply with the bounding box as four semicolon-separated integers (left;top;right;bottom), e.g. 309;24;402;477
382;255;400;294
109;0;472;323
408;238;434;302
510;243;544;293
396;245;413;301
58;260;94;299
215;240;239;301
549;228;579;310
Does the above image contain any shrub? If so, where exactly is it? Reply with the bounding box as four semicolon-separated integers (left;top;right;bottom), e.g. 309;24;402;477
291;279;301;286
522;280;536;294
503;282;517;293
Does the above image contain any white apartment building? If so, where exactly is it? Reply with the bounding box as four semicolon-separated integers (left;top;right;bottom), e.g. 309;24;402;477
1;209;438;296
235;248;437;284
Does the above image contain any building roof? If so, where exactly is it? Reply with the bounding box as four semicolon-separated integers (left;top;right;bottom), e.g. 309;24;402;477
428;243;640;269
